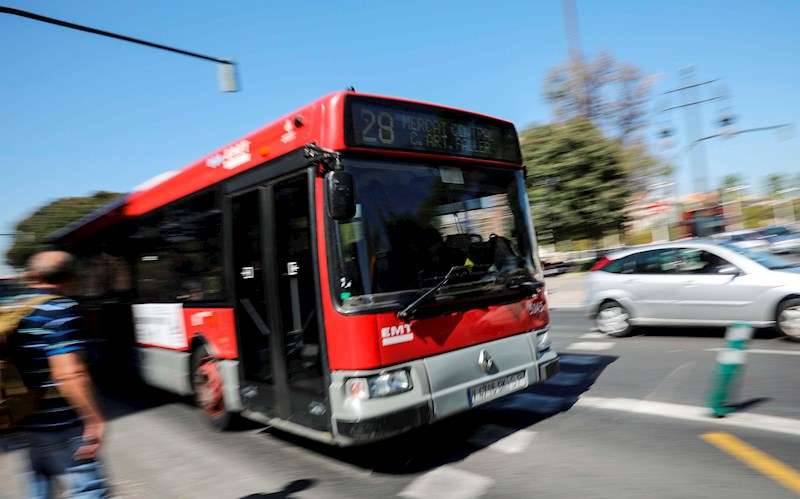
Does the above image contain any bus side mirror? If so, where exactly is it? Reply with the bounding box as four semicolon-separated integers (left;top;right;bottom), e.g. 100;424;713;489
326;171;356;220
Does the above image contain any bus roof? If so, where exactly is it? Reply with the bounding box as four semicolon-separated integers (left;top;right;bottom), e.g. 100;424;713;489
50;91;519;244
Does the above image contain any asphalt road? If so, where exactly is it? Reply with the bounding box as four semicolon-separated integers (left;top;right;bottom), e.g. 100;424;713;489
2;311;799;498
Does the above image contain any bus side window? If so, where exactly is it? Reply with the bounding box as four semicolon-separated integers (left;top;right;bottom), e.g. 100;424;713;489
134;190;225;303
166;193;224;303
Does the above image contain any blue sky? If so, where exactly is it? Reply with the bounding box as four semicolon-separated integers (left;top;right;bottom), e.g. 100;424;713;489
2;0;798;272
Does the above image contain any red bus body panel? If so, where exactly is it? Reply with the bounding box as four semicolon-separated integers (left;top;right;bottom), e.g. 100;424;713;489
183;308;238;360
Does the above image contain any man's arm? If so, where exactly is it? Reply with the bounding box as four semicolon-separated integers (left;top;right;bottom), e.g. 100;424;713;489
49;352;106;459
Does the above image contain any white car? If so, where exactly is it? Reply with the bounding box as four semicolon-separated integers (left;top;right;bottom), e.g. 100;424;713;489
585;240;800;340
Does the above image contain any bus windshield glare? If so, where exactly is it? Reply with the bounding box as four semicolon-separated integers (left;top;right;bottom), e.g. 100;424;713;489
331;159;537;307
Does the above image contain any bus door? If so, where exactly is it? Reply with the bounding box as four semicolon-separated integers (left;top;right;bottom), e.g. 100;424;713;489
230;171;328;431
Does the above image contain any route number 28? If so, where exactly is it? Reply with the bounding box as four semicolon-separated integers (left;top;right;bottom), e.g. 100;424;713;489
360;110;395;145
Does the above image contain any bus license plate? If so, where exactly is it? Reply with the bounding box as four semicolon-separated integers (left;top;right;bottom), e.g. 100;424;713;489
469;371;528;406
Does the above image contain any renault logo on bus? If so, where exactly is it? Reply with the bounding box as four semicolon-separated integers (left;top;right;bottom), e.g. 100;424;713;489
478;350;494;373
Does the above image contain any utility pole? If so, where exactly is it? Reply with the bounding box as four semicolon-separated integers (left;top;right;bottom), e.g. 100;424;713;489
562;0;583;63
1;6;239;92
562;0;590;117
663;67;720;194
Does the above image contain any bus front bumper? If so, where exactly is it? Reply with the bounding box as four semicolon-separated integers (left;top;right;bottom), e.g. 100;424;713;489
329;329;558;444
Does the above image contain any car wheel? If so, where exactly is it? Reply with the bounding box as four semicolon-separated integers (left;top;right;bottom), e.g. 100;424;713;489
596;300;634;337
777;298;800;342
191;344;236;430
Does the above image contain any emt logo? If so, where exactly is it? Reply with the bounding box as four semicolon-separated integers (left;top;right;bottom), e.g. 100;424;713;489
381;324;413;346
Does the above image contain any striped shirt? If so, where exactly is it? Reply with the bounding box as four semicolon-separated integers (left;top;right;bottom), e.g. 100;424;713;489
9;289;84;430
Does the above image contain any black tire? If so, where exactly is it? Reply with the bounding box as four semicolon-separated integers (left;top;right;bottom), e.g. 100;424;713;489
595;300;635;337
191;344;237;430
776;298;800;342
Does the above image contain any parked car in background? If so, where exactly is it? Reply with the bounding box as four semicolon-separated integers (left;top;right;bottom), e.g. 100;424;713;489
757;225;795;242
770;234;800;254
543;261;570;277
586;240;800;340
757;226;800;254
711;229;770;251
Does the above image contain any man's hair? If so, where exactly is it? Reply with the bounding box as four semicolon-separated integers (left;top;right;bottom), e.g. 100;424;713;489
25;251;77;285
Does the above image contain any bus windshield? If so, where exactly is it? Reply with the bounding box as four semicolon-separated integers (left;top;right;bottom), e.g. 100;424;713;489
330;159;537;308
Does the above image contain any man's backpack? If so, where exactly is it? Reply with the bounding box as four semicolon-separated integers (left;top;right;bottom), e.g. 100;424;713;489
0;294;58;430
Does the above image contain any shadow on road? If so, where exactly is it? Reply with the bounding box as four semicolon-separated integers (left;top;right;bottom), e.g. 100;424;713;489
260;353;617;475
95;381;182;422
240;479;315;499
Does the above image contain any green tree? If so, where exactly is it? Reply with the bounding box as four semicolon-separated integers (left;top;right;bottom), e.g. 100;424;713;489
765;173;786;198
521;119;631;244
6;191;122;268
721;174;745;192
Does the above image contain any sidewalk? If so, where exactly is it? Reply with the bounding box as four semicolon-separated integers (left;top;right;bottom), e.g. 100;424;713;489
545;272;587;309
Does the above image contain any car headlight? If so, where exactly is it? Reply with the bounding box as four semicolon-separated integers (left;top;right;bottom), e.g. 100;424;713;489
536;331;552;352
345;369;412;400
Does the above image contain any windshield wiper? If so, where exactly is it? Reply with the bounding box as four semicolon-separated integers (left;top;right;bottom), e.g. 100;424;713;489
397;266;469;321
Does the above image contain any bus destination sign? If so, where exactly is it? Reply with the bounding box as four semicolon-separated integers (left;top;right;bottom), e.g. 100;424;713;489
346;97;521;163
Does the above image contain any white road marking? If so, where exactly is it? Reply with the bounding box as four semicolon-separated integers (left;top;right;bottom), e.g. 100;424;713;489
566;341;615;351
488;429;536;454
398;466;495;499
579;332;608;339
576;396;800;437
467;425;536;454
706;348;800;356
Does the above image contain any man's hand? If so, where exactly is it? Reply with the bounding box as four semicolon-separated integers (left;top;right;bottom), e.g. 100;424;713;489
49;352;106;460
75;420;105;460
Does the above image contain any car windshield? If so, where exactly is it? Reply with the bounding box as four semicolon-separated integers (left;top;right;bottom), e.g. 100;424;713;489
720;242;797;270
329;159;537;306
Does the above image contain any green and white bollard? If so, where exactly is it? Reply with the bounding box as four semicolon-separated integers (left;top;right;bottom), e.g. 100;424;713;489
707;322;753;418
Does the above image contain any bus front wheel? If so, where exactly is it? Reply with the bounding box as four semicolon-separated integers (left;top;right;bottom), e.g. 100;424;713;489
191;345;236;430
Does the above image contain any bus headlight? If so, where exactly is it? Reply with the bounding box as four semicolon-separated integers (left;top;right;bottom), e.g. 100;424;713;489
536;331;551;353
345;369;412;400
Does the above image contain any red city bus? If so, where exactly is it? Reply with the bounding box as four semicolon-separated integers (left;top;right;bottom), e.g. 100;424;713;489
50;91;559;445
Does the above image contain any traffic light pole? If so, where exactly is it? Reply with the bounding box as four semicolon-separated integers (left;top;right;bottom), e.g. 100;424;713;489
1;6;239;92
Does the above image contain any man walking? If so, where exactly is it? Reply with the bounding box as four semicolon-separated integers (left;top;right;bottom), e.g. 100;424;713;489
9;251;108;498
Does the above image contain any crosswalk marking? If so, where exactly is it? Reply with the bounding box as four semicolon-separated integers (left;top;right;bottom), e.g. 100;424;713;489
579;332;608;339
398;466;494;499
467;425;536;454
487;429;536;454
566;341;615;351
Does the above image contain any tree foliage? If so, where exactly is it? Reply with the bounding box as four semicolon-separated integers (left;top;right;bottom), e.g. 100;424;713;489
522;119;631;243
721;174;745;192
5;192;122;269
542;53;668;198
764;173;786;198
543;53;655;143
